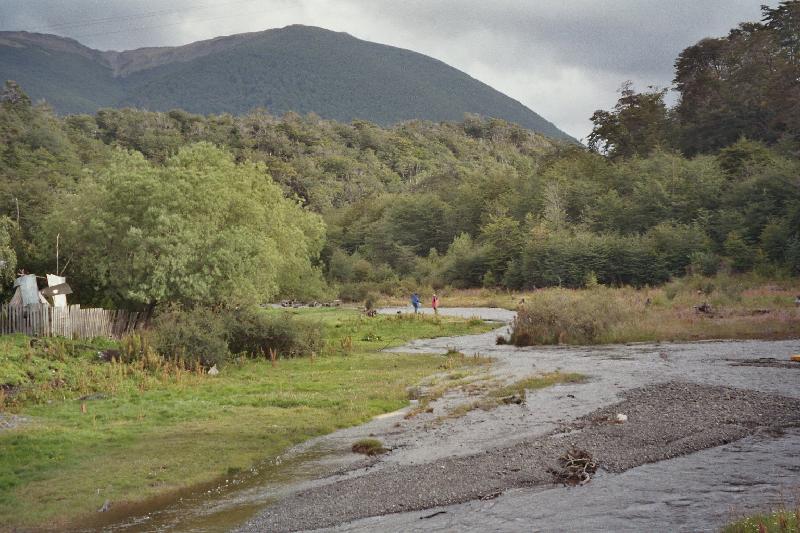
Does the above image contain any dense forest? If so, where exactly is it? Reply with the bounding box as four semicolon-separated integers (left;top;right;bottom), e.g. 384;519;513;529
0;26;571;140
0;2;798;309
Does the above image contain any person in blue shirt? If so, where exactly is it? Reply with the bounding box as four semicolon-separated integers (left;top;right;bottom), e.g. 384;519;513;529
411;293;421;313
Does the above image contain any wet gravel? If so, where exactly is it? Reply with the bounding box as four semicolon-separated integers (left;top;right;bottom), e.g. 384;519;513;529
240;382;800;532
329;428;800;533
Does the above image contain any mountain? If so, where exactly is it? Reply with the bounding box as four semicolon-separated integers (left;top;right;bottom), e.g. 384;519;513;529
0;25;574;141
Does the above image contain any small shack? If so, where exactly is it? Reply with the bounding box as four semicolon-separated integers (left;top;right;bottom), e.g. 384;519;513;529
2;273;147;339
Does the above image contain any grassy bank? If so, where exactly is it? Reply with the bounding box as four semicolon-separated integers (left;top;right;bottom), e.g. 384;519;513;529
263;306;491;351
498;274;800;345
0;309;493;530
724;508;800;532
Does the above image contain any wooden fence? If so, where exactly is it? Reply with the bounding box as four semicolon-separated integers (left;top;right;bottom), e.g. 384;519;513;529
0;304;148;339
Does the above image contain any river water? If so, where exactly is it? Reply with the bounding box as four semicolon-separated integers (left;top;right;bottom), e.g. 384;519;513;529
90;308;800;532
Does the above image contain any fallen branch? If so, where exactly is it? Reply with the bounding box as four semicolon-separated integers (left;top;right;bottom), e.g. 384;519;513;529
550;448;598;485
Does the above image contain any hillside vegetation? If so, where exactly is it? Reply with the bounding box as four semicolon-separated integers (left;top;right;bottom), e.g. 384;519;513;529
0;25;572;140
0;3;798;308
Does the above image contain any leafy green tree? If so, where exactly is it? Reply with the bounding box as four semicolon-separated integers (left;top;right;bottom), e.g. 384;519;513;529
41;143;325;308
0;217;17;296
327;249;356;283
1;81;31;108
674;3;800;154
94;108;186;163
0;83;85;254
760;221;791;263
478;213;524;279
717;138;775;179
786;236;800;275
584;190;630;233
519;228;666;289
440;233;489;288
723;232;756;272
723;157;800;245
588;82;671;159
644;222;710;276
689;250;720;276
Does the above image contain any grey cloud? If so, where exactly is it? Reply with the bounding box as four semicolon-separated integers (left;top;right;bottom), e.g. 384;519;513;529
348;0;766;78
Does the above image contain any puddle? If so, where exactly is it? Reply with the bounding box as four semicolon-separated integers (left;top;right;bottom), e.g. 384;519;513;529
74;446;343;532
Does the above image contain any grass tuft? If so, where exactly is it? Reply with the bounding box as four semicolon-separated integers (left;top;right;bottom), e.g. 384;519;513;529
351;438;388;456
724;506;800;533
487;372;587;398
438;372;586;421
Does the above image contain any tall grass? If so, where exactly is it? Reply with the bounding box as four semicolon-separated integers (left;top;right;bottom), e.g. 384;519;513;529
511;288;629;345
509;275;800;346
373;272;800;312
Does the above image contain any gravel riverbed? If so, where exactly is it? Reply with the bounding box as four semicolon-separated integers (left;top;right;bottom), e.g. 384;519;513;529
99;308;800;532
242;382;800;532
237;309;800;532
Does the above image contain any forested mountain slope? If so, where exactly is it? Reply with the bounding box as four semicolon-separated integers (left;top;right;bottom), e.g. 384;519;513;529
0;26;573;140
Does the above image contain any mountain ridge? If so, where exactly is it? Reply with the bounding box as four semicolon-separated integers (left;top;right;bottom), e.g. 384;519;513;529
0;25;575;141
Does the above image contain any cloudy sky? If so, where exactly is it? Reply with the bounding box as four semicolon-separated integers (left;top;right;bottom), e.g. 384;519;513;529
0;1;776;140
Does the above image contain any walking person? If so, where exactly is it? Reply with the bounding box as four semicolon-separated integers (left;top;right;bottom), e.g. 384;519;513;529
411;292;421;314
431;293;440;315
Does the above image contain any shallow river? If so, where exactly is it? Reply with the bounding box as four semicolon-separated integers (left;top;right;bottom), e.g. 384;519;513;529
91;308;800;532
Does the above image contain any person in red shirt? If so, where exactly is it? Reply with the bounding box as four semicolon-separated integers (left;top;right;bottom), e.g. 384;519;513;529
431;293;440;315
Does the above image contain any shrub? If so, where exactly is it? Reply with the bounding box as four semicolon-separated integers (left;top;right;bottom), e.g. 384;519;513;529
787;236;800;275
327;248;357;282
225;306;324;358
441;233;490;288
715;275;745;304
663;283;679;300
510;288;628;345
363;293;378;311
724;232;756;272
117;333;167;371
644;222;711;276
351;438;387;455
150;306;230;369
519;230;667;289
689;251;720;276
338;282;380;302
